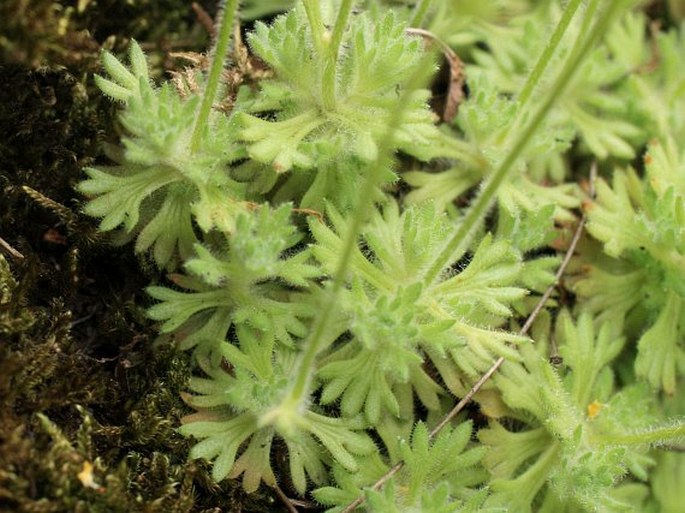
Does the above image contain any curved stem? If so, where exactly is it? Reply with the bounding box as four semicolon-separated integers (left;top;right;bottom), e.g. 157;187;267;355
423;0;625;285
190;0;240;154
575;0;602;50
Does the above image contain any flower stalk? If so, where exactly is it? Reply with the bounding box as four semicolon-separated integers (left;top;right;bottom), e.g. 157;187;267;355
190;0;240;153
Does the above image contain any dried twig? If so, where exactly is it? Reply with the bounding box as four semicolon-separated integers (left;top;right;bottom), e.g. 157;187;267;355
340;166;597;513
0;236;24;261
273;483;319;513
192;2;216;38
293;207;324;223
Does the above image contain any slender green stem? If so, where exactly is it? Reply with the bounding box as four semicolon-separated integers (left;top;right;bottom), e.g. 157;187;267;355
575;0;602;50
320;0;355;111
518;0;583;106
330;0;355;54
410;0;434;27
424;0;626;285
302;0;326;56
190;0;239;154
281;55;436;412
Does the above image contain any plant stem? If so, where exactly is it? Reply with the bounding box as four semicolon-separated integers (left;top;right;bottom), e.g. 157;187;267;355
518;0;583;106
190;0;239;154
340;165;593;513
330;0;354;56
321;0;355;111
410;0;434;27
302;0;326;56
423;0;626;285
575;0;602;50
278;55;435;415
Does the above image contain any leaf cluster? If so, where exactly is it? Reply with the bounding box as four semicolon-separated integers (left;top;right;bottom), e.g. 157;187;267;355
573;137;685;393
72;1;685;512
480;312;662;512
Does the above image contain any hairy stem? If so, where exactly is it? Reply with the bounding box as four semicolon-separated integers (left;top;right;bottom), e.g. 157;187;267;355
424;0;626;285
321;0;355;111
301;0;326;56
518;0;583;106
410;0;434;27
330;0;355;57
575;0;602;49
277;55;435;416
190;0;239;154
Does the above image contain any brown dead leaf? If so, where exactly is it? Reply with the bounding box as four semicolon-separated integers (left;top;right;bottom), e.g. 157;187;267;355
406;27;465;123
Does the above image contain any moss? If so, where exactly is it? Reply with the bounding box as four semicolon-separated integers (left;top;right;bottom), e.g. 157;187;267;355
0;0;214;69
0;2;289;511
0;246;287;511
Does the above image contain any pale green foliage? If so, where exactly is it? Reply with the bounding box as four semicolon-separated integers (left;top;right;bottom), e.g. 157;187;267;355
237;7;449;209
318;281;445;423
467;3;649;160
147;204;318;357
310;202;537;419
649;451;685;513
405;3;661;223
574;137;685;392
77;41;248;269
480;312;663;512
179;325;375;493
403;70;580;219
645;393;685;513
425;0;531;51
314;421;492;513
611;13;685;142
77;1;685;510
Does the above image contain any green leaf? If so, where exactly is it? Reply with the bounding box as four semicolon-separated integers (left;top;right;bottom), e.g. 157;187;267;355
556;310;624;407
78;43;246;268
240;8;445;208
181;413;259;481
635;291;685;394
79;165;180;233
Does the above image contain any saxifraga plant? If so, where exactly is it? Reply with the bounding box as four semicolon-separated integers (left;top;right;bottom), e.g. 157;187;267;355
76;0;685;511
